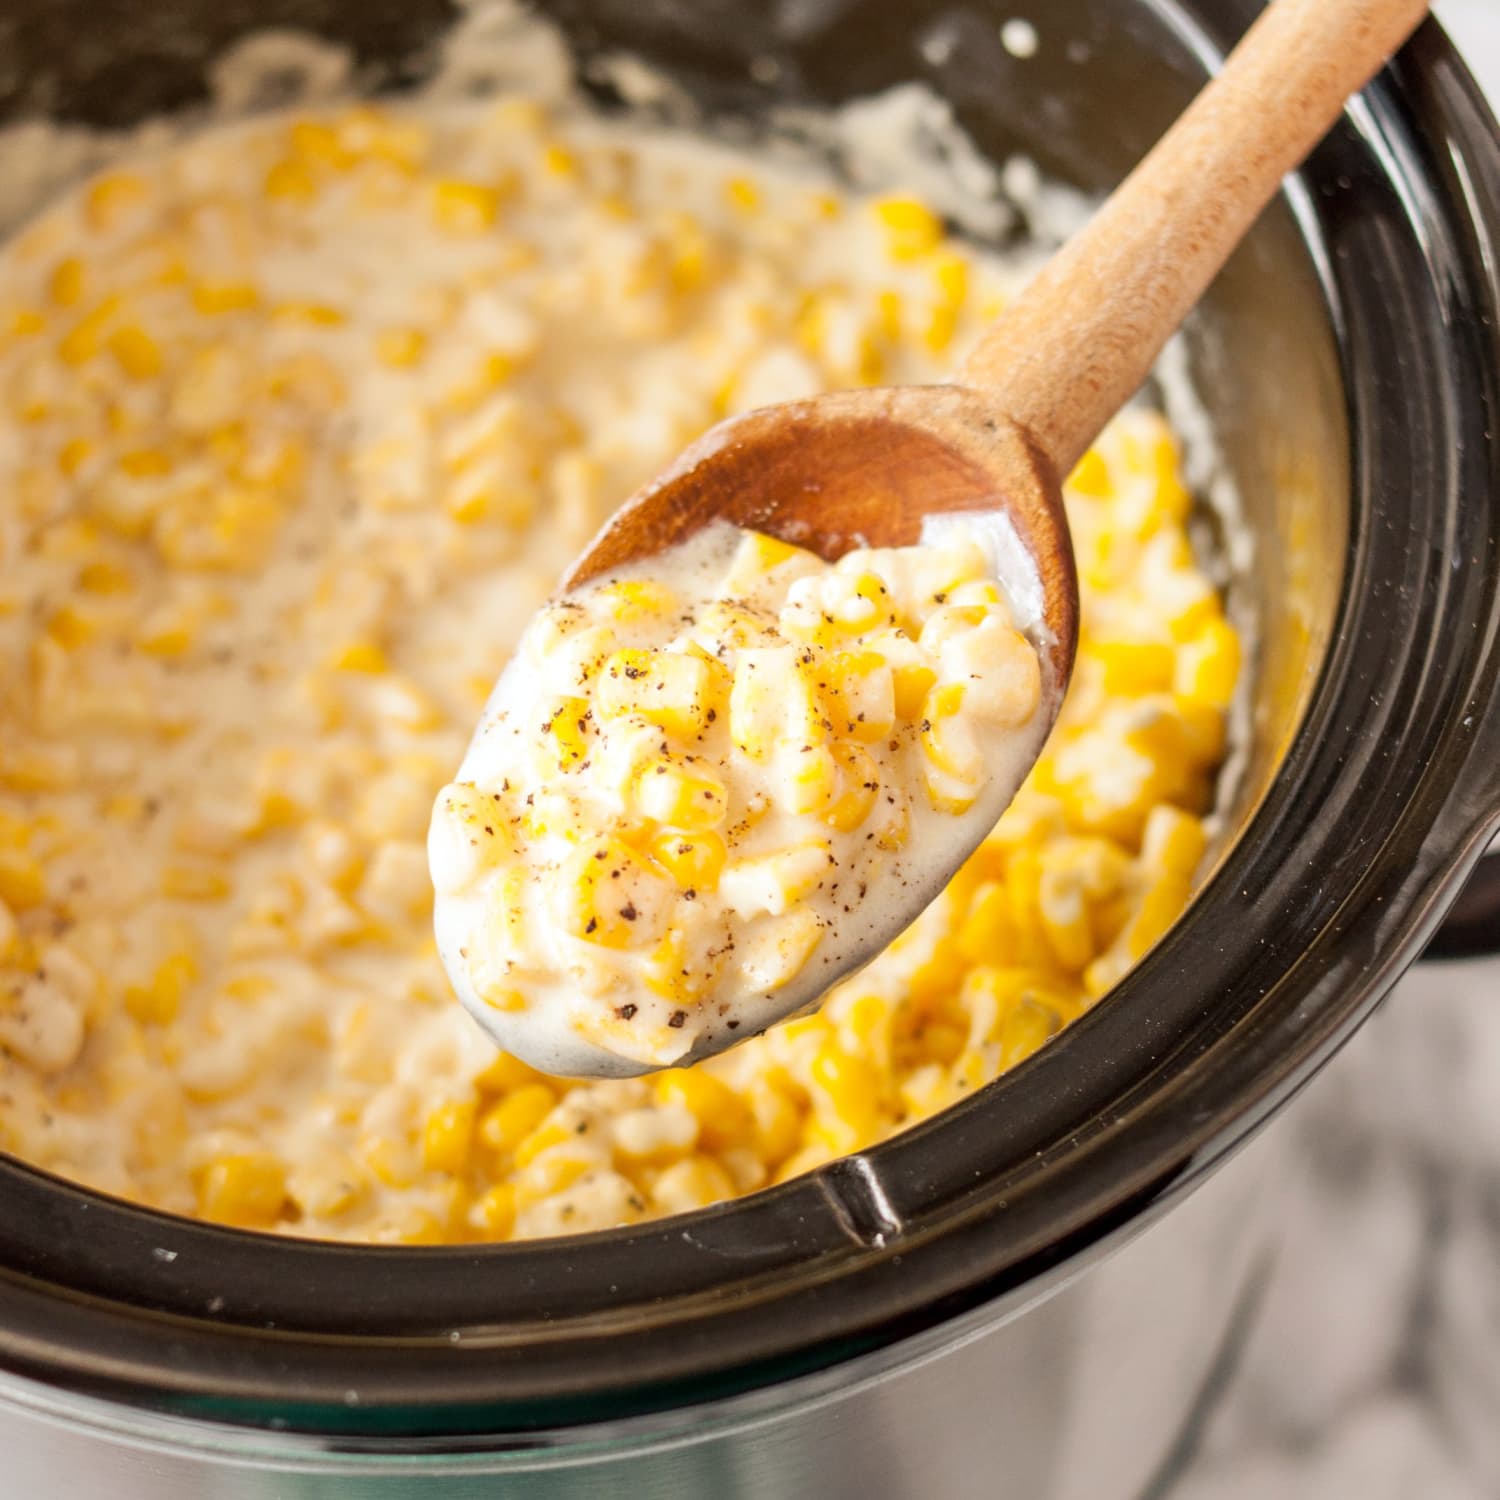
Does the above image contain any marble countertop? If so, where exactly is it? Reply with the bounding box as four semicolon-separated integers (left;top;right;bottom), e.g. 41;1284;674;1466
1171;8;1499;1496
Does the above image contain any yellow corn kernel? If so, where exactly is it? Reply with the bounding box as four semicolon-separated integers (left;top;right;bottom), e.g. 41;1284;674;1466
473;1181;517;1238
287;1159;366;1220
329;639;388;674
720;841;832;921
535;697;590;772
48;257;85;307
513;1150;591;1209
46;602;98;649
931;248;970;309
155;486;283;573
1089;639;1174;695
724;175;762;213
651;1155;736;1215
0;850;45;909
376;327;427;369
1067;448;1112;498
1176;618;1241;709
161;863;231;902
955;880;1015;965
631;756;728;833
58;437;92;476
654;1069;754;1152
6;307;44;336
119;448;173;479
124;951;197;1025
108;325;163;379
198;1153;288;1228
136;602;199;658
593;578;679;621
76;561;132;594
432;178;505;233
264;157;316;202
422;1099;477;1175
478;1083;557;1156
784;744;840;817
191;280;260;315
377;1208;448;1246
1141;805;1207;878
992;998;1057;1071
824;741;879;833
810;1041;883;1147
892;661;937;721
595;648;728;740
1037;866;1096;972
872;195;944;261
361;1137;421;1189
729;648;824;759
0;899;16;962
650;829;727;894
541;143;579;178
721;529;821;597
58;294;120;364
273;300;346;327
0;744;80;792
289;119;353;168
920;682;984;782
558;837;673;949
823;651;896;742
85;172;148;229
474;1050;549;1094
748;1080;804;1167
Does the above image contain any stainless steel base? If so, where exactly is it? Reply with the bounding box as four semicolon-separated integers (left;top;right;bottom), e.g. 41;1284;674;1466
0;1118;1285;1500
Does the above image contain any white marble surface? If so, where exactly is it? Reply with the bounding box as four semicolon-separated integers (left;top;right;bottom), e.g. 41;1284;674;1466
1170;6;1500;1495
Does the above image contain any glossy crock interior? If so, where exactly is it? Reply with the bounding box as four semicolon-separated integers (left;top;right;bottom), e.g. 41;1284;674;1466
0;0;1497;1442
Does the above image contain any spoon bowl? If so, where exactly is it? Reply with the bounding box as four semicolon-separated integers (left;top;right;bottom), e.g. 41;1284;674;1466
562;383;1080;703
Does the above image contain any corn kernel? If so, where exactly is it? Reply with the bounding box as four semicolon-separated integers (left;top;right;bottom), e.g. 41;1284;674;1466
422;1099;477;1175
125;951;197;1025
432;178;505;233
329;639;388;674
473;1182;518;1237
478;1083;556;1155
651;1155;736;1214
376;327;427;369
650;830;727;894
0;849;45;909
872;195;944;261
596;649;728;740
48;257;85;307
1176;618;1241;709
632;755;728;833
198;1153;288;1227
108;326;163;379
85;172;149;229
161;863;232;902
264;158;316;202
654;1069;754;1152
191;280;260;314
558;837;673;949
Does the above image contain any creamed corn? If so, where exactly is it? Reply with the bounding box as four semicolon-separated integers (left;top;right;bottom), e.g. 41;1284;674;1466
0;99;1240;1242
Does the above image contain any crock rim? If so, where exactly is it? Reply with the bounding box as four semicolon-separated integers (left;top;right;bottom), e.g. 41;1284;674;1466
1;1;1498;1440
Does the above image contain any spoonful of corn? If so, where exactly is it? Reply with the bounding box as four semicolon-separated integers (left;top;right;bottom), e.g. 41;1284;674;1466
430;0;1428;1077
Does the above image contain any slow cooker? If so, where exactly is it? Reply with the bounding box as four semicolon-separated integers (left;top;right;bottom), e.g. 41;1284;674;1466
0;1;1497;1496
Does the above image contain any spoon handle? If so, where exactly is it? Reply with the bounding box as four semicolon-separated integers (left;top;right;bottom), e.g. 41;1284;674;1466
958;0;1430;479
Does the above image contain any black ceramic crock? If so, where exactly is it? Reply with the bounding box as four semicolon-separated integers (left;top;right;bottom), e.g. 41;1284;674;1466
0;0;1496;1482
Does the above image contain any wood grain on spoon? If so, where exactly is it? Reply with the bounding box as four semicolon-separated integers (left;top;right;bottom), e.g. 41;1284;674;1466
566;0;1430;707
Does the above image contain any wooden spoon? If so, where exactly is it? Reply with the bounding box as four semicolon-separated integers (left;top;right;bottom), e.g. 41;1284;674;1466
458;0;1429;1075
566;0;1430;699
